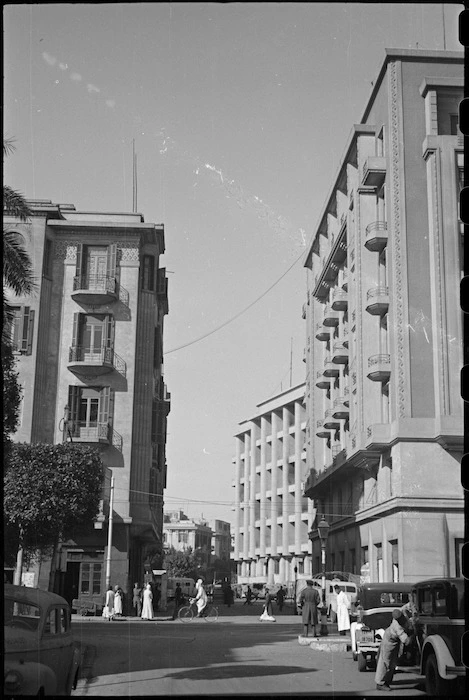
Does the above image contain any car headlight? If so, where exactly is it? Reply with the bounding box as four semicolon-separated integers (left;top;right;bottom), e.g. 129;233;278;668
4;669;22;691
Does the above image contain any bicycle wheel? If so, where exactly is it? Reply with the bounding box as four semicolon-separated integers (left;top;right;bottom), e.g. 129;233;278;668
204;605;218;622
178;605;194;622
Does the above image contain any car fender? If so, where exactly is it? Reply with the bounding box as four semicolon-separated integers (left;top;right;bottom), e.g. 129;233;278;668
4;660;57;695
350;621;363;653
65;644;81;693
420;635;457;680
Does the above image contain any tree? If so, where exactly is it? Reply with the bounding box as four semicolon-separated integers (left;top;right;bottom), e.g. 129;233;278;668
3;138;36;326
163;547;200;579
4;443;104;586
2;340;22;442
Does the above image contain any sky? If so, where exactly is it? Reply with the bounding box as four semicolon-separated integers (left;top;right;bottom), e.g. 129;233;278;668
4;2;462;524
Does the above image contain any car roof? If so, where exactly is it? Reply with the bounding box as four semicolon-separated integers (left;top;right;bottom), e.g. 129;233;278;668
4;584;69;608
359;582;414;592
414;577;464;587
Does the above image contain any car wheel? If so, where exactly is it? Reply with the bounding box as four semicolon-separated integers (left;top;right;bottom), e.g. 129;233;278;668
425;653;454;696
358;652;367;672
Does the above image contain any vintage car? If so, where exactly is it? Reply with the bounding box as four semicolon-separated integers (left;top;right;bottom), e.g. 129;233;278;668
4;584;81;696
397;577;466;696
350;582;414;671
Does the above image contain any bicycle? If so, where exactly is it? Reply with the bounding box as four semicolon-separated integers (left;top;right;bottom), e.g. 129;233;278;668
178;598;218;622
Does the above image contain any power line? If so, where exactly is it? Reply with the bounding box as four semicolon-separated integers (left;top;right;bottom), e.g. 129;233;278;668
164;248;305;355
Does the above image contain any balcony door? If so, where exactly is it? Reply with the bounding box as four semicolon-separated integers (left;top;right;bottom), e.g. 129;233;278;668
82;315;105;363
85;246;107;290
78;388;100;438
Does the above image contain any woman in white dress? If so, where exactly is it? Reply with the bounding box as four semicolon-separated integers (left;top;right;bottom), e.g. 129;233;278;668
334;585;351;635
102;585;115;621
114;586;123;617
141;583;154;620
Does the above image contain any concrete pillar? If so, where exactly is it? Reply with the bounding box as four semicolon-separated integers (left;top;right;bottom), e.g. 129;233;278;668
243;433;250;563
260;417;267;558
294;401;302;555
282;407;289;555
234;437;242;561
270;412;279;558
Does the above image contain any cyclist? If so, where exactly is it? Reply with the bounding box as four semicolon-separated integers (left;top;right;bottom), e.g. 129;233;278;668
193;578;208;618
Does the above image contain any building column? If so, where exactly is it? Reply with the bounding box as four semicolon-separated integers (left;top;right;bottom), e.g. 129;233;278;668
282;407;289;556
249;425;257;562
270;412;279;559
260;417;267;560
243;433;250;565
294;400;302;556
234;437;242;561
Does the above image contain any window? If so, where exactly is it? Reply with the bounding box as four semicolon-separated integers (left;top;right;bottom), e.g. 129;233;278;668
434;586;447;616
419;587;433;615
75;244;118;290
7;306;35;354
142;255;155;291
44;609;58;635
68;386;112;439
455;538;463;577
80;562;102;596
450;114;459;135
178;531;188;544
376;543;383;582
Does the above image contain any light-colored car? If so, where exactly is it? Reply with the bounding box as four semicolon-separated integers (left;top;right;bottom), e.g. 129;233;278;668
4;584;80;696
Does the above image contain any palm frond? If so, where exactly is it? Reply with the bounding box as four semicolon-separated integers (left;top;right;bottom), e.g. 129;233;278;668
3;230;36;296
3;185;32;222
3;138;16;158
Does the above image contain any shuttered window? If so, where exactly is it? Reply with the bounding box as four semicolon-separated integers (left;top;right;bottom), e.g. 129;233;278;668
8;306;35;355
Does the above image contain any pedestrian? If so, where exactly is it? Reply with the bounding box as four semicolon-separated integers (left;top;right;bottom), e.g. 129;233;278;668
154;584;161;612
172;582;185;620
102;585;115;621
375;609;414;691
141;582;154;620
114;585;123;617
298;579;321;637
243;585;253;605
276;585;286;612
334;585;351;635
227;586;235;607
193;578;208;617
133;582;142;617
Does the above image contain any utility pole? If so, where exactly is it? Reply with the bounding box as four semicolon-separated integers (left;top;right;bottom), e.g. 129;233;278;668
105;476;115;588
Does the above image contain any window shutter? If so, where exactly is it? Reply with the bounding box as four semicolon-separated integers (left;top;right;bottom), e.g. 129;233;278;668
104;315;115;348
75;243;83;281
71;313;80;349
21;307;35;354
99;386;110;425
68;386;80;428
106;243;118;279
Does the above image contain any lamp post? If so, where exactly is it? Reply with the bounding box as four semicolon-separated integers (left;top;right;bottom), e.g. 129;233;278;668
293;565;298;615
317;517;330;636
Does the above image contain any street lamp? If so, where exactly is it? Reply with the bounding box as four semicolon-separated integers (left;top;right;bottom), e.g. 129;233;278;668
317;517;330;636
293;566;298;615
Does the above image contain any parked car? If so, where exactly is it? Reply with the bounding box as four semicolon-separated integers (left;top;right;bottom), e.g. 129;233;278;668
4;584;80;696
397;577;466;696
350;582;414;671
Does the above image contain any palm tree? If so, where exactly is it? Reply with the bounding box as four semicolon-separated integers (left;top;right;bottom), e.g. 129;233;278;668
3;139;36;330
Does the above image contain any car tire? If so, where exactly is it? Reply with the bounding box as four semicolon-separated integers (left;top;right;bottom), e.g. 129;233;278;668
358;652;367;672
424;652;455;697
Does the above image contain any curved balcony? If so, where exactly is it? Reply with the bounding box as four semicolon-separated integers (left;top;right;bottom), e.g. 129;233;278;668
365;221;388;252
68;345;127;377
324;408;340;430
316;419;330;438
65;421;123;451
72;274;118;305
332;342;349;364
316;370;331;390
332;398;349;419
342;329;349;348
367;354;391;382
324;356;340;377
366;286;389;315
343;388;350;406
331;288;348;311
315;322;330;341
338;269;348;291
361;155;387;188
323;305;340;327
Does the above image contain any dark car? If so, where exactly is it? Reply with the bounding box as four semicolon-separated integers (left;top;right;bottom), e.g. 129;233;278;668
4;584;80;696
351;582;414;671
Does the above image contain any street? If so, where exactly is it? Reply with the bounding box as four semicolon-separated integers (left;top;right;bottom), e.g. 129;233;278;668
72;601;426;696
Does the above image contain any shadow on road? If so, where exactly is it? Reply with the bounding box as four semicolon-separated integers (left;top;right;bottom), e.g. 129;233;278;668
159;663;317;681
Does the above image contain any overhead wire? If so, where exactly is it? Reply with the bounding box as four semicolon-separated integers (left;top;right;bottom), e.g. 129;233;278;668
164;247;305;355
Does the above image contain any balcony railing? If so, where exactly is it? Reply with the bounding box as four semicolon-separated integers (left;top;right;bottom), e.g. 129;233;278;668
332;342;349;364
323;305;340;326
365;221;388;252
68;345;127;377
315;322;330;341
66;421;123;451
324;356;340;377
332;398;349;419
367;354;391;382
366;286;389;315
331;288;348;311
316;419;330;438
316;369;331;389
324;408;340;430
72;274;118;304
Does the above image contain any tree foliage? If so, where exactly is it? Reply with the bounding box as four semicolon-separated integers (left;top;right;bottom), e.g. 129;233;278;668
4;443;104;556
163;547;200;579
2;340;22;441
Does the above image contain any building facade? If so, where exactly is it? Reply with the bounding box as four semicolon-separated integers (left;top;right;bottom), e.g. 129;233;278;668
303;50;464;583
210;519;232;562
232;383;317;586
163;511;213;571
5;200;170;603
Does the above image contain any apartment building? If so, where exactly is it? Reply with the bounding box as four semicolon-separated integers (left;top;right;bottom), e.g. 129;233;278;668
303;49;464;583
232;383;317;586
210;519;232;562
163;511;213;571
5;200;170;603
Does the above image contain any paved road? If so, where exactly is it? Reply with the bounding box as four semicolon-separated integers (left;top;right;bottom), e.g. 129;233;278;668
72;602;426;696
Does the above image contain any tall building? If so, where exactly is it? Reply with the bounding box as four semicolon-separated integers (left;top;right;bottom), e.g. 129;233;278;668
5;200;170;602
303;49;464;582
210;519;232;563
232;383;316;586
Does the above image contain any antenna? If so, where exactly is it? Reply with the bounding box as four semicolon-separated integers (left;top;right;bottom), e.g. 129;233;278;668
132;139;138;213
